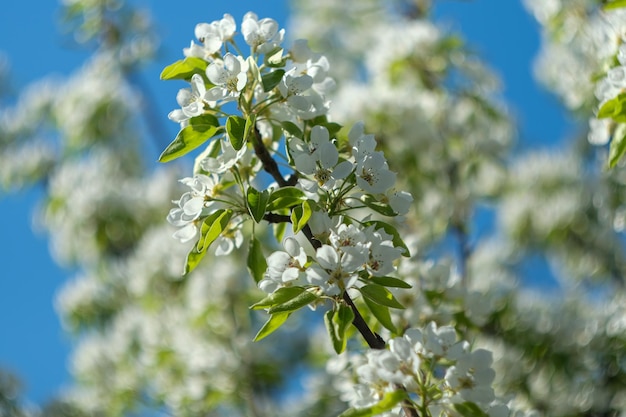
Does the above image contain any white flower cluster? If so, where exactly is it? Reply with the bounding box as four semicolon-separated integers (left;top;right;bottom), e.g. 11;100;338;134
168;12;333;128
260;222;403;296
333;322;507;417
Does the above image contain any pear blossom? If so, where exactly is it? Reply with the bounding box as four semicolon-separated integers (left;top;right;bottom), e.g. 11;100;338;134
167;174;222;243
289;126;353;189
260;237;308;293
205;53;249;101
241;12;284;53
355;152;397;194
193;14;236;56
168;74;210;127
198;137;246;174
445;349;496;405
305;244;366;295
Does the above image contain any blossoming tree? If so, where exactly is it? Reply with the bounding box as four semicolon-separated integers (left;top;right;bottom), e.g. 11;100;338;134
3;0;626;416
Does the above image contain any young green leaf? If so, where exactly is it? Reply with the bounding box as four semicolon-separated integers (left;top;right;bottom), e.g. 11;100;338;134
196;209;233;253
362;220;410;257
247;237;267;283
184;244;207;276
598;92;626;122
226;115;247;151
290;200;312;234
609;123;626;168
363;296;398;334
338;390;409;417
603;0;626;10
160;56;209;81
261;69;285;92
324;304;355;354
281;121;303;138
266;187;306;211
159;115;221;163
268;289;319;314
368;276;412;289
359;284;405;309
453;402;490;417
250;287;306;310
247;187;270;223
360;194;396;216
253;312;290;342
244;113;257;143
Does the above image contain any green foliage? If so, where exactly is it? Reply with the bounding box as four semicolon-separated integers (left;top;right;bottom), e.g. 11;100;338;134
247;187;270;223
359;284;405;309
597;93;626;122
362;296;397;334
368;276;412;289
268;289;319;314
325;303;355;353
184;209;233;275
454;402;490;417
250;287;308;310
361;220;410;257
360;194;396;216
338;390;409;417
253;312;290;341
247;236;267;283
290;200;312;233
226;115;247;151
602;0;626;10
261;69;285;92
266;186;307;211
160;57;210;81
159;115;221;162
609;123;626;168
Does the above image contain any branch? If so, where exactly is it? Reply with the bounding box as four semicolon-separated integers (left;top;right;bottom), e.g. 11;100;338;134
252;125;289;187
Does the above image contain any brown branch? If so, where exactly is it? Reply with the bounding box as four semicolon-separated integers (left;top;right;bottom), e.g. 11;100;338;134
252;125;289;187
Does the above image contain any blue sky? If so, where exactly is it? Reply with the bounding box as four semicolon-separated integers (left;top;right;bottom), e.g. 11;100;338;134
0;0;573;407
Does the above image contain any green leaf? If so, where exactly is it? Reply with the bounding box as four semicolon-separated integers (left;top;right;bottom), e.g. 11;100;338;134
247;237;267;283
261;69;285;92
360;284;405;309
268;289;319;314
226;115;246;151
281;121;303;138
325;304;355;354
338;391;409;417
363;296;397;334
197;209;233;252
369;276;412;289
159;115;221;163
253;312;290;341
603;0;626;10
360;194;396;216
598;92;626;122
323;122;343;138
609;123;626;168
250;287;306;310
244;114;257;144
453;402;489;417
265;47;285;66
362;220;410;257
184;244;207;276
247;187;270;223
290;200;313;234
266;187;306;211
160;56;209;81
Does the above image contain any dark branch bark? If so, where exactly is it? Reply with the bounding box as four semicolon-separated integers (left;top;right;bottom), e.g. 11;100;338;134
252;125;289;187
